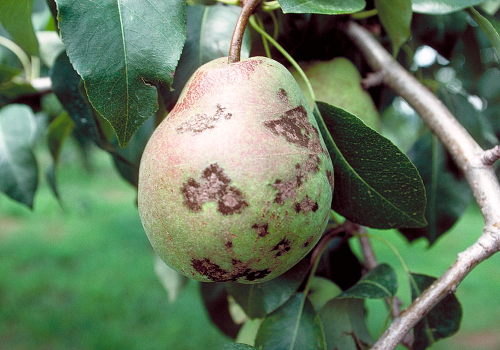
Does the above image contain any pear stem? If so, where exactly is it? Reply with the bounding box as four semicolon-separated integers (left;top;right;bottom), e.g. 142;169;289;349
228;0;262;63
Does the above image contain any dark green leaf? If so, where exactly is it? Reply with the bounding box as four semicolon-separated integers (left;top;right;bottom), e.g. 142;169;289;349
223;344;259;350
375;0;412;56
400;132;473;245
47;112;75;163
319;298;372;350
316;102;427;229
438;87;497;149
0;104;38;208
410;273;462;350
111;115;155;187
277;0;365;15
226;258;310;319
200;282;241;339
255;293;326;350
0;0;39;56
308;277;342;312
163;4;251;111
50;51;100;145
339;263;397;299
412;0;485;14
0;80;37;104
45;112;75;200
0;65;21;83
56;0;186;147
467;8;500;61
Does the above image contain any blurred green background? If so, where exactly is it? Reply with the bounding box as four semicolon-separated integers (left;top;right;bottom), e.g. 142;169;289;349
0;141;499;350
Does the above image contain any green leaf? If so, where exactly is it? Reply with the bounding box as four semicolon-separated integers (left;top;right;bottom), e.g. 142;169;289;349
307;277;342;312
0;0;39;56
154;254;188;303
223;344;259;350
0;104;38;208
225;258;310;319
255;293;326;350
319;298;372;350
56;0;186;147
277;0;366;15
412;0;485;14
339;263;397;299
400;132;473;245
467;8;500;70
45;112;75;200
410;273;462;350
163;4;251;111
315;102;427;229
375;0;412;56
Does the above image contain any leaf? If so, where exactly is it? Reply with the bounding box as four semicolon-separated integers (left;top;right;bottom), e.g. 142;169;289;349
412;0;485;14
162;3;251;111
375;0;412;56
200;282;242;339
410;273;462;350
339;263;397;299
319;298;372;350
56;0;186;147
225;257;310;319
255;293;326;350
223;344;259;350
154;254;188;303
467;7;500;69
307;277;342;312
277;0;366;15
0;0;39;56
315;102;427;229
45;112;75;200
399;132;473;245
50;51;100;145
0;104;38;208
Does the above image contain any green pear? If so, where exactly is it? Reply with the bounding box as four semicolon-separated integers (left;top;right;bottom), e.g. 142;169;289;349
290;57;380;130
138;56;334;284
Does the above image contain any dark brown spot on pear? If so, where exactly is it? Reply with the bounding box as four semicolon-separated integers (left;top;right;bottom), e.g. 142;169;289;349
191;257;271;282
272;237;291;257
252;223;269;237
294;196;319;214
262;106;323;153
176;104;232;134
277;88;288;103
181;163;248;214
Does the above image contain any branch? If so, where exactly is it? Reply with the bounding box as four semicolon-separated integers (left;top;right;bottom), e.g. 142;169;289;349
344;21;500;350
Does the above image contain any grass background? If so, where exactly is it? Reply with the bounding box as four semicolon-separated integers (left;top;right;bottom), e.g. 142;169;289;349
0;142;499;349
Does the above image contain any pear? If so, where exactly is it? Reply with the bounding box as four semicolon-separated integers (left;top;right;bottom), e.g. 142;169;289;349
138;56;333;284
290;57;380;130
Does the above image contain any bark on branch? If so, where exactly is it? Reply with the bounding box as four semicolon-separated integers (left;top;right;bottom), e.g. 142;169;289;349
344;21;500;350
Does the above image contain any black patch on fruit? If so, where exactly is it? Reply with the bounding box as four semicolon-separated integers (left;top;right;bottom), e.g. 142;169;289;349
294;196;319;214
225;241;233;249
262;105;323;153
277;88;288;103
181;163;248;215
326;170;334;192
271;155;321;205
303;235;314;248
176;104;233;134
245;269;271;281
272;237;291;257
191;258;271;282
251;223;269;237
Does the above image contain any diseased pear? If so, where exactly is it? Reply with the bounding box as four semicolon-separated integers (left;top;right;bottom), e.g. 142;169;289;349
138;56;333;284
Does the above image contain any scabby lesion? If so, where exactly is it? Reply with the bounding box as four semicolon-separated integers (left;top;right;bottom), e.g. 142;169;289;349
176;104;233;134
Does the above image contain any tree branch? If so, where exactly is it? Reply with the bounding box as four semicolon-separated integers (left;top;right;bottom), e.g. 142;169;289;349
344;21;500;350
